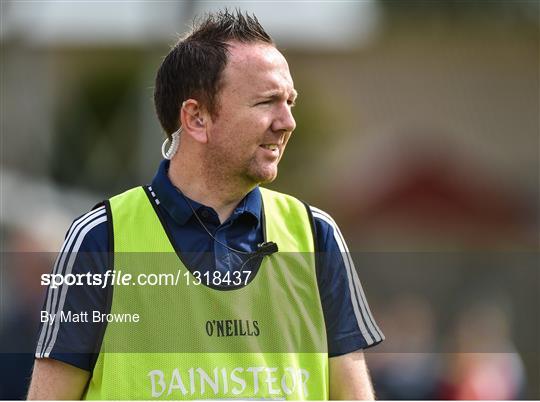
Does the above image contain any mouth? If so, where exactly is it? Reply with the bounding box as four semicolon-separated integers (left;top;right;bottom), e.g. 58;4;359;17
259;144;279;152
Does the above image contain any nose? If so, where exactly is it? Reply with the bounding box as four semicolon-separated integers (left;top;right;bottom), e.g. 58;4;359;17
271;103;296;134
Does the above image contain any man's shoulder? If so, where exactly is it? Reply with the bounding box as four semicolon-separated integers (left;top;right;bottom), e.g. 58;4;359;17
258;187;308;211
62;205;109;253
260;188;340;233
262;188;343;251
308;204;337;225
108;185;149;204
306;204;346;253
260;188;331;214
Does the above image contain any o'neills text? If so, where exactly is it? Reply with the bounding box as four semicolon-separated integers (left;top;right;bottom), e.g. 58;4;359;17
205;319;260;337
148;366;310;398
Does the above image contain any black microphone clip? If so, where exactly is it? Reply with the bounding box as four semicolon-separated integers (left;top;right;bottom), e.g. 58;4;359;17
256;241;279;256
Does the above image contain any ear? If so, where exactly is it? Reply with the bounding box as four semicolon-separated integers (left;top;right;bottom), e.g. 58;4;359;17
180;99;208;144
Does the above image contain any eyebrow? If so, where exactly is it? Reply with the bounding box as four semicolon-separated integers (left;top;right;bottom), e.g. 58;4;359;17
258;89;298;100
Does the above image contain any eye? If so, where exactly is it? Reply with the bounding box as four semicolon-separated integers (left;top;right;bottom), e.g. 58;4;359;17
256;100;272;106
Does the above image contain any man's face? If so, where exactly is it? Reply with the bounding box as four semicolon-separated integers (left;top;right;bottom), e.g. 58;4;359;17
205;41;297;186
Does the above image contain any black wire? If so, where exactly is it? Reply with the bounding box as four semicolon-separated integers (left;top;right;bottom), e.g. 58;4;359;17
179;189;253;256
178;189;277;274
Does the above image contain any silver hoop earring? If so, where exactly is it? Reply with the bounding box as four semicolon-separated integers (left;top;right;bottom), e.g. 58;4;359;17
161;127;182;160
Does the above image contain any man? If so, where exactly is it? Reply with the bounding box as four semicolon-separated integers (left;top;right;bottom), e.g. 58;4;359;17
28;10;383;400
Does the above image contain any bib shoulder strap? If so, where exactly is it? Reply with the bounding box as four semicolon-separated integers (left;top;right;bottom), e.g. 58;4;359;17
259;187;315;253
109;186;173;252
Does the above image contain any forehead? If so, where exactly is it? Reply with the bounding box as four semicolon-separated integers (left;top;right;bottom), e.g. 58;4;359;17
222;42;294;95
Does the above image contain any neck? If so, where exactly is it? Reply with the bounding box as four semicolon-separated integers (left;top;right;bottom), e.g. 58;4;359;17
168;156;254;224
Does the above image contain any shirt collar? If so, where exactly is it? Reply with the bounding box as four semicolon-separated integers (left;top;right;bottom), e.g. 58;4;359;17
151;160;261;226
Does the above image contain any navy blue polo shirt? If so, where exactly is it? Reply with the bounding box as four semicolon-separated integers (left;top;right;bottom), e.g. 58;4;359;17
35;160;383;371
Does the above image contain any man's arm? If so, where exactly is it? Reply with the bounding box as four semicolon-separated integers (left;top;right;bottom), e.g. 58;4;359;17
329;351;374;400
310;207;383;399
30;207;110;399
27;358;90;400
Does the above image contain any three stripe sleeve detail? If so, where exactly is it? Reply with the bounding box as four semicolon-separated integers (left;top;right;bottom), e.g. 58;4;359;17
35;206;107;358
311;206;384;346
